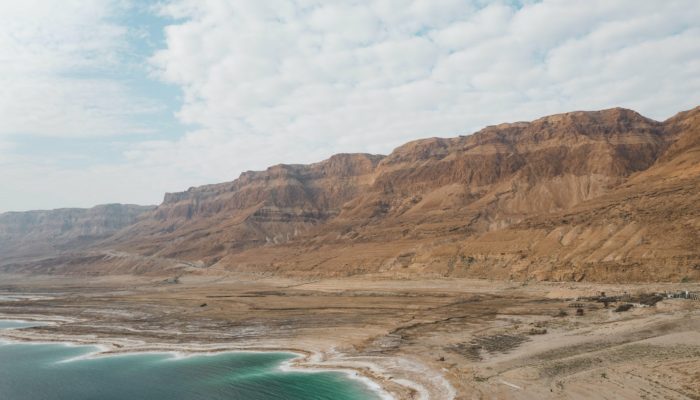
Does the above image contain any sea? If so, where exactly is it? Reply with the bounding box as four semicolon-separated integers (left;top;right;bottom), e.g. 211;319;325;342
0;320;381;400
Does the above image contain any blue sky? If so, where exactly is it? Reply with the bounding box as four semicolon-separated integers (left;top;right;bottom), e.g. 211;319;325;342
1;0;699;212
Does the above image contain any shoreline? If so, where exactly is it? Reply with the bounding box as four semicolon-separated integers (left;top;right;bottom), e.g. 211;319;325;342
2;277;699;399
0;315;399;400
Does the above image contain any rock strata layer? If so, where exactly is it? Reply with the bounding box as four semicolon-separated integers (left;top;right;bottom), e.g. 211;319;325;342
2;107;699;282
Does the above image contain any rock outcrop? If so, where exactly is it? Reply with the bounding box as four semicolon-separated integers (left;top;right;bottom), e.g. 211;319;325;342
0;204;153;264
1;107;699;282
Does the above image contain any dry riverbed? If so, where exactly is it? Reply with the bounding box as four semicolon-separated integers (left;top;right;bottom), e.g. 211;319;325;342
1;273;699;399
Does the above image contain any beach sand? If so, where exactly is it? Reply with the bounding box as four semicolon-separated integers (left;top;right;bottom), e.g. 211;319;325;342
1;273;699;399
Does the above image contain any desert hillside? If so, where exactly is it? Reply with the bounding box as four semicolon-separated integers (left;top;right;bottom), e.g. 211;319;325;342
2;107;699;282
0;204;153;266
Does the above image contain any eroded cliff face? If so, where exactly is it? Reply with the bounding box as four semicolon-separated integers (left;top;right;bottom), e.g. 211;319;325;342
102;153;385;264
335;108;666;227
0;204;153;264
214;107;698;282
2;107;699;282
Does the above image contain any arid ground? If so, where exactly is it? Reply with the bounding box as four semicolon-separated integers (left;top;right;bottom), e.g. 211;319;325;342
1;273;698;399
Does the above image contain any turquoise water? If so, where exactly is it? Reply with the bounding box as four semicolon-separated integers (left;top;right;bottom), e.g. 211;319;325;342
0;323;380;400
0;320;44;329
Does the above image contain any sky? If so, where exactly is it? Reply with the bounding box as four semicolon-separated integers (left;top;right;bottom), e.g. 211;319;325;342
1;0;699;212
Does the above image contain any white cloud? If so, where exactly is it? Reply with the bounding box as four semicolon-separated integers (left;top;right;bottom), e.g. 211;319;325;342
0;77;161;138
2;0;700;211
0;140;15;164
0;0;157;137
142;0;700;183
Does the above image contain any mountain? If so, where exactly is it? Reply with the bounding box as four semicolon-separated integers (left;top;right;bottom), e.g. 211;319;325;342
0;204;153;267
1;107;699;282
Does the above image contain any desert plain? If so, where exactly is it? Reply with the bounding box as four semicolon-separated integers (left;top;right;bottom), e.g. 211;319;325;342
2;272;699;399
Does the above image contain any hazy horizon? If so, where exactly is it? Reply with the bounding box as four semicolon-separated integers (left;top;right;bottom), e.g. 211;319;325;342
1;103;696;213
2;0;699;212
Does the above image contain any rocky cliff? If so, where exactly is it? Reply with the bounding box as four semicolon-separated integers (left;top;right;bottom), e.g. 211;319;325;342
0;204;153;265
102;153;384;265
1;107;699;281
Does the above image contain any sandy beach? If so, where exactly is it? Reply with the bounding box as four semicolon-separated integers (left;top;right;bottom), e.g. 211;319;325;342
2;273;699;399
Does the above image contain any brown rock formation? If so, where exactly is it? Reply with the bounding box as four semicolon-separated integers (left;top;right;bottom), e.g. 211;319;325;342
0;204;153;264
105;153;384;264
1;107;699;282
